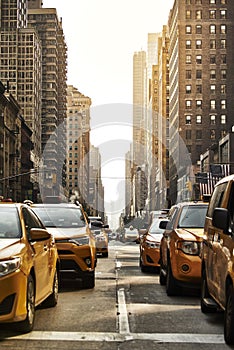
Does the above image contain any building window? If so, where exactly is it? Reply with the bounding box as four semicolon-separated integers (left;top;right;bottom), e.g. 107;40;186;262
210;100;216;110
221;115;226;124
221;69;226;79
210;85;216;94
220;10;227;19
186;0;191;4
210;55;216;64
220;25;226;34
210;25;216;34
210;115;216;125
221;39;226;49
210;39;216;49
196;55;202;64
196;130;202;140
186;115;192;125
186;40;192;49
196;115;202;124
186;85;192;94
196;70;202;79
196;25;202;34
186;55;192;64
186;10;191;19
221;84;226;94
220;0;226;4
196;10;202;20
221;100;226;109
209;10;216;19
196;100;202;109
210;69;216;79
209;0;216;3
196;84;202;93
196;40;202;49
210;130;216;140
186;100;192;109
186;70;192;79
186;25;192;34
186;130;191;139
221;54;226;64
195;0;202;3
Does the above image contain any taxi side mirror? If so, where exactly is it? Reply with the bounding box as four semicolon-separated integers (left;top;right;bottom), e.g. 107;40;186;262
212;208;230;234
30;228;51;241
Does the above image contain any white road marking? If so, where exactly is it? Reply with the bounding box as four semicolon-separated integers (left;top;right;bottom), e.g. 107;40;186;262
1;331;225;344
117;288;130;334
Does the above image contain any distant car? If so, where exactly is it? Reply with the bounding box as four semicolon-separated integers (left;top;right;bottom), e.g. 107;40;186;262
0;202;59;332
159;201;208;295
88;216;109;258
32;203;96;289
124;226;139;242
139;218;165;272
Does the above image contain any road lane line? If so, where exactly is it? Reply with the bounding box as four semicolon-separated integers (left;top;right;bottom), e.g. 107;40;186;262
117;288;130;334
1;332;225;344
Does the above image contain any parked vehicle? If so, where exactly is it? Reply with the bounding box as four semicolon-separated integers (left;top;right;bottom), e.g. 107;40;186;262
139;217;165;272
200;174;234;345
159;201;208;295
32;202;96;289
88;216;109;258
0;202;59;332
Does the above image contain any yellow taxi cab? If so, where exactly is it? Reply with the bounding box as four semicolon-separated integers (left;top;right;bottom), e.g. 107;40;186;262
139;217;165;272
159;201;208;295
200;174;234;345
32;202;96;289
88;216;109;258
0;202;59;332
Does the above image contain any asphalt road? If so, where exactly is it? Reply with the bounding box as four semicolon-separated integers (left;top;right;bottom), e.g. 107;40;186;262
0;241;231;349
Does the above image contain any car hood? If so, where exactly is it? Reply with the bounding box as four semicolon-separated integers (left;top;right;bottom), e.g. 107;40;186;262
0;239;24;260
146;233;163;243
46;226;88;239
176;228;204;240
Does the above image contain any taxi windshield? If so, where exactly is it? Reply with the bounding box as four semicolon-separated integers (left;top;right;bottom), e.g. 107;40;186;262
178;205;207;228
33;207;86;228
0;207;21;238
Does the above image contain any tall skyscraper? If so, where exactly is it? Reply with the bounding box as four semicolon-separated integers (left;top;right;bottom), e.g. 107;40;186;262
168;0;234;204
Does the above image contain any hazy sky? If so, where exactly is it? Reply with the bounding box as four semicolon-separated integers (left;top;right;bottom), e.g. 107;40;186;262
43;0;174;225
43;0;174;106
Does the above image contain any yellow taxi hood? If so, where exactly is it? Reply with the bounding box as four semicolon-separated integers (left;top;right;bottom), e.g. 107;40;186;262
46;226;88;239
0;239;23;259
176;228;205;240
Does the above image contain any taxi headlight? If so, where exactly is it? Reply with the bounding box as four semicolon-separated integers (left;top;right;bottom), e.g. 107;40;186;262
69;236;89;246
145;240;160;249
177;241;200;255
0;257;21;277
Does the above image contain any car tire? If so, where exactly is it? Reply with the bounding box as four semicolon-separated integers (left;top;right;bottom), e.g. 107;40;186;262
18;275;35;333
201;268;216;314
139;256;148;272
224;284;234;345
102;251;108;258
82;270;95;289
166;261;179;296
43;269;59;308
159;263;166;286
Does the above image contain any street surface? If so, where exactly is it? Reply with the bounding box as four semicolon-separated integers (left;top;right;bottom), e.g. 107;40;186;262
0;241;230;349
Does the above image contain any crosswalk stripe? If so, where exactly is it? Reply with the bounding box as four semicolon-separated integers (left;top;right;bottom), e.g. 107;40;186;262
1;331;225;344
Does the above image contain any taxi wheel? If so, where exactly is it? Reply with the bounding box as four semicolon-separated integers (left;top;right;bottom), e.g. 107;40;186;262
82;270;95;289
224;285;234;345
18;275;35;333
166;261;179;296
43;269;59;308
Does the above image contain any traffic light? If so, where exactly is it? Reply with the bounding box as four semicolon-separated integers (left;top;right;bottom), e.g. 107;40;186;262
185;181;192;192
